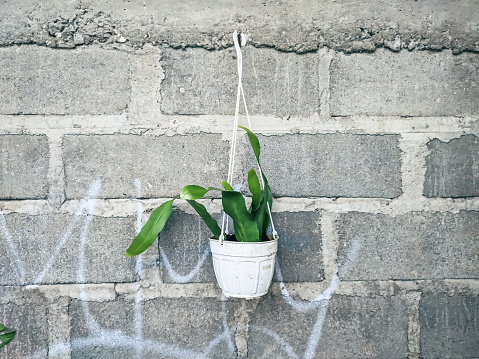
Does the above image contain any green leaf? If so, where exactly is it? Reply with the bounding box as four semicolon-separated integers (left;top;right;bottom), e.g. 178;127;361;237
179;185;221;200
239;126;261;164
222;180;234;191
239;126;274;239
258;175;273;238
186;200;221;239
253;193;266;237
263;174;273;210
248;168;261;213
126;200;174;257
0;325;16;348
222;190;259;242
252;177;273;240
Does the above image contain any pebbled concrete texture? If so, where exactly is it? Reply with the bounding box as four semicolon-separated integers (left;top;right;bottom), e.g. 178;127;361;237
0;214;137;285
424;135;479;198
337;211;479;280
246;133;402;198
1;0;478;53
141;297;237;358
161;47;320;116
317;295;409;358
69;296;237;359
0;135;49;199
331;50;479;117
247;293;408;358
0;288;50;358
419;294;479;358
63;134;230;199
69;298;136;359
158;210;218;284
273;211;324;282
158;210;325;283
0;46;130;115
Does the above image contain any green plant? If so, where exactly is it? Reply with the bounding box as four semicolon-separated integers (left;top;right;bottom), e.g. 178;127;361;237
0;324;16;348
126;126;273;257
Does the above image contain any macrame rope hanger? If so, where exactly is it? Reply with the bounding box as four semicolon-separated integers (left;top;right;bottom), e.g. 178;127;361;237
219;30;279;245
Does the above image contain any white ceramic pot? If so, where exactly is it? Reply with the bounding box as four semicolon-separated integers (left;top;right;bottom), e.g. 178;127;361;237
209;238;278;299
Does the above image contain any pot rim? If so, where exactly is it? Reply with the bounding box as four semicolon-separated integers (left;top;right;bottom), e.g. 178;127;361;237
209;237;277;245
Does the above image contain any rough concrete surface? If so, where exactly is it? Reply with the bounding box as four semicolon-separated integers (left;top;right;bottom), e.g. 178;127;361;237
0;289;50;358
141;297;237;358
337;211;479;280
247;133;402;198
159;210;218;284
0;134;49;199
0;46;130;115
1;1;478;53
424;135;479;198
69;296;237;358
158;210;325;284
317;295;409;358
331;50;479;116
272;211;324;282
0;214;137;285
63;134;230;199
161;47;320;116
248;293;408;358
419;294;479;358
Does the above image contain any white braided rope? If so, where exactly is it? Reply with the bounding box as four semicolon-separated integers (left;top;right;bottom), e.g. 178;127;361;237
220;31;278;244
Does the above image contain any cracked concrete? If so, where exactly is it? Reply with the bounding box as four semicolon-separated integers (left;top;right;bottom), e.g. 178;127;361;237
1;0;478;53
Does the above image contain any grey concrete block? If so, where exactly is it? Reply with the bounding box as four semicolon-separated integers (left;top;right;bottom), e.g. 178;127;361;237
63;134;230;199
244;134;402;198
161;48;320;116
69;297;136;359
159;210;324;284
141;297;236;358
69;297;236;358
0;135;49;199
420;294;479;358
0;289;49;358
0;46;130;114
331;51;479;116
337;211;479;280
424;135;479;198
0;214;137;285
159;210;218;283
159;210;324;283
273;211;324;282
248;293;408;358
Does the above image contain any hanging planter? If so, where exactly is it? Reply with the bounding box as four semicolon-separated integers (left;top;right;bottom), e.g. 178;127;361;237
210;237;277;299
125;31;279;299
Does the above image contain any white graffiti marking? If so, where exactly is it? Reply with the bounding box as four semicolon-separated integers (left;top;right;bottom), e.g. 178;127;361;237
23;179;233;358
0;212;25;282
249;325;300;359
34;179;102;285
245;237;363;359
159;214;213;284
4;178;362;358
159;245;211;284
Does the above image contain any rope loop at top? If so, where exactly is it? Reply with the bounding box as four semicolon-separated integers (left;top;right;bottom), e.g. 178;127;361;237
220;30;278;245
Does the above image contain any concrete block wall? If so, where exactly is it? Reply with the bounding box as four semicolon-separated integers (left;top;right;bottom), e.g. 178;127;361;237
1;2;478;358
